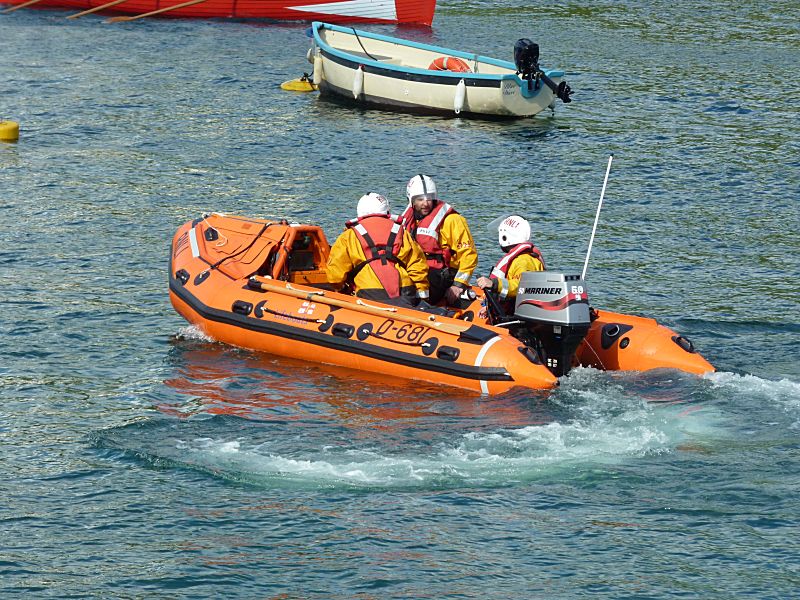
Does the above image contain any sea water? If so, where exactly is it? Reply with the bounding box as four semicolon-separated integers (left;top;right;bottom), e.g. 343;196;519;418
1;1;799;597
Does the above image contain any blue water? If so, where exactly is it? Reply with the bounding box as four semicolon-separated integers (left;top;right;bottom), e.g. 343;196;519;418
2;1;799;597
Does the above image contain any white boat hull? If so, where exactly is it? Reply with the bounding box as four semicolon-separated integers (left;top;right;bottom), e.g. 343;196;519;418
311;22;568;118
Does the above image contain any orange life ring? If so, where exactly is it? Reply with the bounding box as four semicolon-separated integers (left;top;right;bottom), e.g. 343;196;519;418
428;56;471;73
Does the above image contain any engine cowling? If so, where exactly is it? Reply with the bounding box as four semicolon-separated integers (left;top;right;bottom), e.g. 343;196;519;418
514;272;591;376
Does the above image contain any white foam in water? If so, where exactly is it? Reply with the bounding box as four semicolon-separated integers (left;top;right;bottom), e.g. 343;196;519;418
176;437;450;486
167;402;706;489
175;325;214;342
706;371;800;406
706;371;800;429
153;363;745;489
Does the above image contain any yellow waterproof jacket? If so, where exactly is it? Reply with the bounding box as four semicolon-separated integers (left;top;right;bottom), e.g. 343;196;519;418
440;212;479;287
326;227;430;296
492;253;544;300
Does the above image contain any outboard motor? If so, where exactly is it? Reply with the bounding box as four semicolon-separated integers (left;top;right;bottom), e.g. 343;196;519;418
514;272;591;377
514;38;540;80
514;39;541;93
513;37;573;103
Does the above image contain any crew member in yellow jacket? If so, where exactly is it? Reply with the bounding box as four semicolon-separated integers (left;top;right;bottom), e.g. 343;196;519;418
477;215;545;314
400;174;478;306
327;193;430;308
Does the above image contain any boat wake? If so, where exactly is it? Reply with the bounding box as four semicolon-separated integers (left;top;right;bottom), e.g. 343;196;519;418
91;385;728;490
704;371;800;428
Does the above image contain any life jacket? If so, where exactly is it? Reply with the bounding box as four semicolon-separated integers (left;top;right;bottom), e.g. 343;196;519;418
490;242;546;279
401;201;456;271
345;213;406;298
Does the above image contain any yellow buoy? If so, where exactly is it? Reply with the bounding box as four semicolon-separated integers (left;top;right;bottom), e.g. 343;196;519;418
280;75;318;93
0;120;19;142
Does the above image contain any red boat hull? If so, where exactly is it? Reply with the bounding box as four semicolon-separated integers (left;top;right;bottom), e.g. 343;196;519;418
1;0;436;25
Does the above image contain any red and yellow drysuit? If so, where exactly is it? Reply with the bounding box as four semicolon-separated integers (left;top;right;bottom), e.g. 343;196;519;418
401;201;478;303
326;213;429;306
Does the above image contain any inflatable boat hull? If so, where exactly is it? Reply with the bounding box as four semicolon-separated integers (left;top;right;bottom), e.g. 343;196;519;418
168;213;713;395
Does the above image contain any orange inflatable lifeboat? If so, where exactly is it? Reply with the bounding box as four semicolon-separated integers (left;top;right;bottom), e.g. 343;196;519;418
428;56;472;72
169;214;713;395
169;213;557;395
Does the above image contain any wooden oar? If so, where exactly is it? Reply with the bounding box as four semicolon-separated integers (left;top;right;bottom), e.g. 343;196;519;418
67;0;131;19
249;277;471;336
2;0;47;14
105;0;206;22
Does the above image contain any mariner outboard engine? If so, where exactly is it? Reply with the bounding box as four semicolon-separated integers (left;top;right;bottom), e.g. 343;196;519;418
513;38;573;103
514;271;591;377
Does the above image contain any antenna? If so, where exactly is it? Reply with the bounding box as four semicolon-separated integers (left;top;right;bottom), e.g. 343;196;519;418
581;154;614;281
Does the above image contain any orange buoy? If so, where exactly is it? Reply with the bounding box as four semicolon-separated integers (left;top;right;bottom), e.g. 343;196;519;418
428;56;471;73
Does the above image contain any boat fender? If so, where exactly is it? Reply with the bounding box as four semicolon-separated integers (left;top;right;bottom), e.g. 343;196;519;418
332;323;355;338
232;300;253;316
353;65;364;99
454;79;466;114
437;346;460;361
175;269;190;286
306;47;314;64
428;56;471;72
313;54;323;85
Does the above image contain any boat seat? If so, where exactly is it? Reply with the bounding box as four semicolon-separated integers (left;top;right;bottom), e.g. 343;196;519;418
348;50;396;62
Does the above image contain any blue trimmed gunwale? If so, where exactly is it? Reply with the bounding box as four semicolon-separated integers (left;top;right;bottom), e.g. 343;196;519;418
311;21;565;100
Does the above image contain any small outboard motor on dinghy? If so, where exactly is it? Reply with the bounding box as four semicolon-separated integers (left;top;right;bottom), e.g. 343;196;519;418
514;271;591;376
513;38;573;103
514;38;540;80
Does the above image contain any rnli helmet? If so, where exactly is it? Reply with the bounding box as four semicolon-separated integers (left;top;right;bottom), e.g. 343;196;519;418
498;215;531;247
406;174;438;204
357;192;390;217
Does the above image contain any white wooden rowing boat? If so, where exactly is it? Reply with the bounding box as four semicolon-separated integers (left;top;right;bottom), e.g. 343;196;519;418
308;21;573;118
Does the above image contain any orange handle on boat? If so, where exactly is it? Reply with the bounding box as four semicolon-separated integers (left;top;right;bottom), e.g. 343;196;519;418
105;0;207;22
67;0;132;19
2;0;47;14
249;277;471;337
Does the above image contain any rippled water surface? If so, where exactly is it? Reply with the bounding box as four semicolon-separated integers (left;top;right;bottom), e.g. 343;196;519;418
2;1;799;597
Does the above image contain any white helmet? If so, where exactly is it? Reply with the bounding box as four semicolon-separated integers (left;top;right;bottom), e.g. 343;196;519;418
357;192;390;217
406;174;438;204
498;215;531;247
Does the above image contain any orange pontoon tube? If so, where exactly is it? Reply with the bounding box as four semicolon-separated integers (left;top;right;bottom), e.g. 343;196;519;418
168;213;713;395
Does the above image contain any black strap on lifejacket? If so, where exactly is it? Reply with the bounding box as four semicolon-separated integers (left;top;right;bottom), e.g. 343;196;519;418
346;225;406;285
